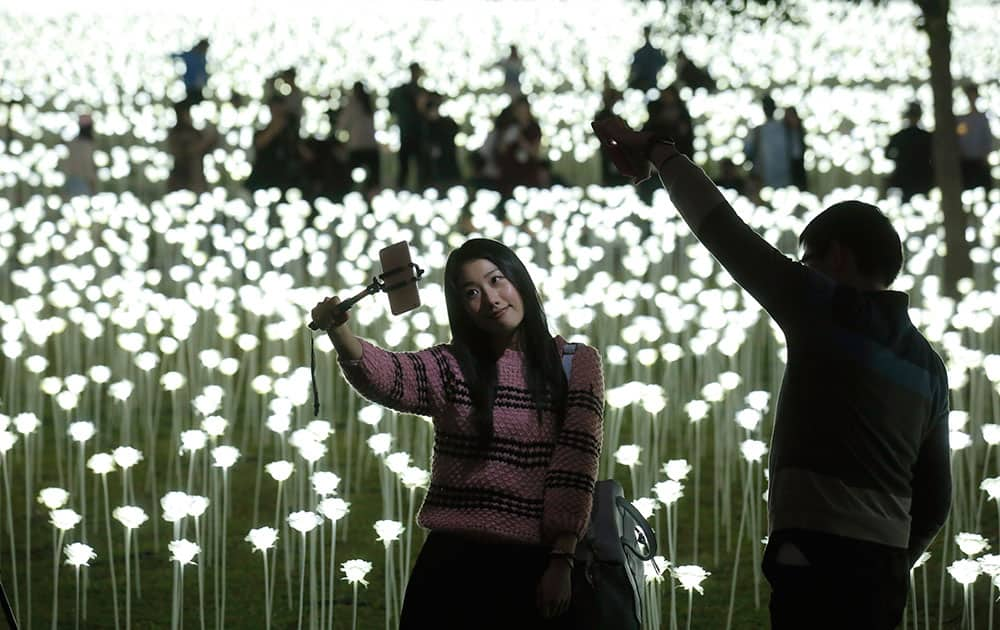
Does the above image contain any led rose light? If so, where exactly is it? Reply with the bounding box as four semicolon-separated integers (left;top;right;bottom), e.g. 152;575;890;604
41;377;62;396
265;460;295;482
265;414;291;435
955;532;990;557
306;419;333;441
654;480;684;506
319;497;350;522
169;539;200;566
745;390;771;412
66;420;97;443
87;452;116;475
614;444;642;467
246;526;279;553
311;471;341;497
946;558;981;586
192;394;220;417
734;409;763;432
632;497;658;519
373;520;404;547
401;466;430;490
251;375;274;395
161;491;192;524
981;477;1000;501
663;459;692;482
13;412;40;435
113;505;148;529
385;452;412;475
38;487;70;510
367;433;393;456
949;431;972;451
287;511;322;534
673;564;710;594
982;424;1000;446
179;429;208;454
0;431;16;455
109;379;134;402
740;439;768;463
644;556;670;583
161;371;186;391
64;542;96;567
357;405;384;427
201;415;228;438
187;495;210;519
297;439;327;464
212;445;240;469
341;559;373;586
50;508;83;531
684;400;710;423
112;446;143;470
88;365;111;384
978;554;1000;578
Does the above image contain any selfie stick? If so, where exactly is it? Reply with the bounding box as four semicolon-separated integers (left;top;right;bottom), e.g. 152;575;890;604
307;262;425;331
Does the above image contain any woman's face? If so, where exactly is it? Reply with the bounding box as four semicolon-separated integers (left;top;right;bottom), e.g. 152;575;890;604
457;258;525;340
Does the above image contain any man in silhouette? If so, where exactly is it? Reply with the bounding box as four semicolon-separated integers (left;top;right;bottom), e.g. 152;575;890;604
885;102;934;201
593;115;951;630
627;26;666;93
389;62;428;189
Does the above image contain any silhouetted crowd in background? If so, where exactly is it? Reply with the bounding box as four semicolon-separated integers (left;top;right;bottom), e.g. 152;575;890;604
62;29;995;209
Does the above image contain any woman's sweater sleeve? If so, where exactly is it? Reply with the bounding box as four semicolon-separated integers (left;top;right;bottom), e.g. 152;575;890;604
542;345;605;542
338;338;450;418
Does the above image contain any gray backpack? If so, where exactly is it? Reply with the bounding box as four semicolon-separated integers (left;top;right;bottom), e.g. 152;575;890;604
561;343;658;629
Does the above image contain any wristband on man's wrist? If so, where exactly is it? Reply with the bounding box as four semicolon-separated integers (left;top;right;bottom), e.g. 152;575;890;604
645;138;679;170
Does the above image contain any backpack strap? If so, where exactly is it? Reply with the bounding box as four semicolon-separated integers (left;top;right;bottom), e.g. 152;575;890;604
561;342;578;381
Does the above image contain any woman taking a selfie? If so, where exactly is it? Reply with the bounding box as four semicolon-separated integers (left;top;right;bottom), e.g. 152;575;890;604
311;238;604;629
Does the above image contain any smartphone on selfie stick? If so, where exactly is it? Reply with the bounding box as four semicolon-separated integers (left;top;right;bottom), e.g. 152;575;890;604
308;241;424;329
307;241;424;416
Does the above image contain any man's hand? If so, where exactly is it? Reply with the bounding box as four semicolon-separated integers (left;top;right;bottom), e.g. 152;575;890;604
536;559;572;619
591;116;656;184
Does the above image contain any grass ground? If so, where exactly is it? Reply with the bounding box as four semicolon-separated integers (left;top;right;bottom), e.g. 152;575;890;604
4;400;991;629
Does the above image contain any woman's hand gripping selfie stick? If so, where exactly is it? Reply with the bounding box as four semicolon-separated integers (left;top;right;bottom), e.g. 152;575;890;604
307;241;425;415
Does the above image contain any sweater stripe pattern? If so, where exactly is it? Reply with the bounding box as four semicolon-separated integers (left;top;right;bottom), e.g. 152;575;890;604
339;336;604;545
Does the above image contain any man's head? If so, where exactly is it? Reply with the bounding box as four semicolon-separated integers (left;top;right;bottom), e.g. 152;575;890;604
409;63;423;82
798;201;903;290
964;83;980;109
762;95;777;119
904;101;922;125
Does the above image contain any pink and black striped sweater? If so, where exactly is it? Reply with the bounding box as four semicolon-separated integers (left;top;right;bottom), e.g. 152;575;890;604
339;336;604;545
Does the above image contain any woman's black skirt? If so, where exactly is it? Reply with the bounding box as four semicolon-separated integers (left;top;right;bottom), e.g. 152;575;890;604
399;530;574;630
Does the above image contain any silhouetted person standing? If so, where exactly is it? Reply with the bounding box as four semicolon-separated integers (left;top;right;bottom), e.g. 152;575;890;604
62;114;97;198
167;100;217;194
337;81;380;195
173;38;209;103
956;83;994;191
675;50;716;93
783;106;808;191
246;96;306;194
594;115;951;630
423;95;461;191
885;102;933;201
628;26;666;93
745;95;800;189
389;63;428;189
497;45;524;97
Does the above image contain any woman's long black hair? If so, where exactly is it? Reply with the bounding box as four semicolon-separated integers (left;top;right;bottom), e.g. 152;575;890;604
443;239;568;444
